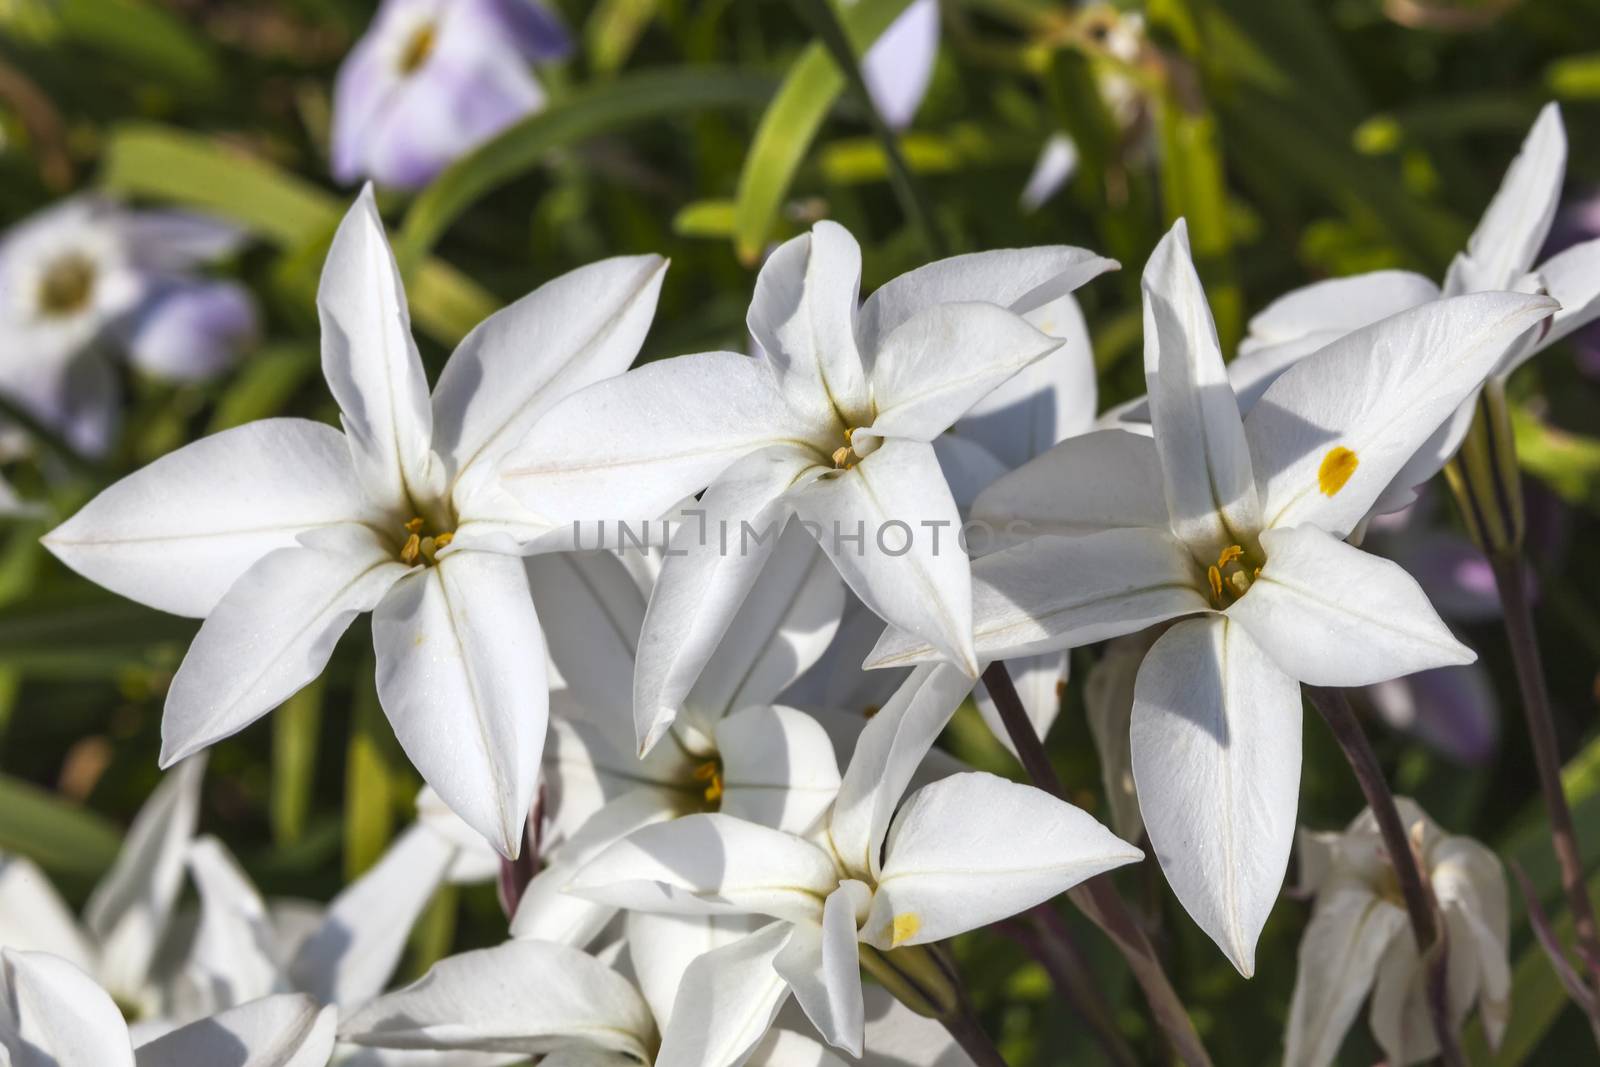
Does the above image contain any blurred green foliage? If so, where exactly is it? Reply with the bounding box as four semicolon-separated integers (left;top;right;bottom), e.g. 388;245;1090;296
1;0;1600;1062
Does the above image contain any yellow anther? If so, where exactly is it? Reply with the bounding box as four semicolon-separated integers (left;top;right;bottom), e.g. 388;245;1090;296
433;531;453;550
692;760;723;805
890;912;922;947
1228;571;1249;597
404;517;425;534
400;532;421;565
832;445;854;468
1207;565;1223;600
1318;446;1359;497
1217;544;1243;569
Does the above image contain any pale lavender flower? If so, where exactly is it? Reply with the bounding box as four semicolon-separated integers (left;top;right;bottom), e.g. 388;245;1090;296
0;197;257;457
331;0;572;190
858;0;939;130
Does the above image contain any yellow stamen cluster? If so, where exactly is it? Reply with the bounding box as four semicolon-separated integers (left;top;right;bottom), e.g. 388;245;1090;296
1205;544;1259;606
832;427;861;470
691;759;724;805
38;254;95;317
399;517;454;566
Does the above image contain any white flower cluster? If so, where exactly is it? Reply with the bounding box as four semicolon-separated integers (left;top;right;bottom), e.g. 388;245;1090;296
6;101;1594;1067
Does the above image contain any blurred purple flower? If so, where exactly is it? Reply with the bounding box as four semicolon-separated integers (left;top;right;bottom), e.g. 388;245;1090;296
1368;666;1499;767
0;197;256;457
858;0;939;130
331;0;572;190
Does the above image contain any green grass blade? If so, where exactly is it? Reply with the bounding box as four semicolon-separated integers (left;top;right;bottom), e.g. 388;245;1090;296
0;774;122;879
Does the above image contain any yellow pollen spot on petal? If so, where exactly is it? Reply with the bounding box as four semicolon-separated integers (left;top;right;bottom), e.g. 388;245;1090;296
1207;565;1223;600
891;912;921;947
1318;446;1359;497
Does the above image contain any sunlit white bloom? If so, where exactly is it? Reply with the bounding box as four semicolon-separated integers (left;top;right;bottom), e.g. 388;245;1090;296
332;0;571;190
42;187;667;856
502;219;1113;751
0;757;205;1020
1285;800;1509;1067
565;664;1140;1057
0;198;257;456
870;220;1555;974
0;947;335;1067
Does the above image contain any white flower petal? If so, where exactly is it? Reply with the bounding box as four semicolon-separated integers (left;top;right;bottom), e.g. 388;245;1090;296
1228;525;1474;687
84;755;206;1000
133;995;337;1067
969;429;1168;546
499;351;815;524
1141;220;1260;562
748;222;871;430
862;772;1140;948
972;651;1068;759
1283;889;1408;1067
373;551;547;858
1019;133;1079;214
1238;270;1441;367
0;858;93;973
0;948;134;1067
288;824;457;1008
789;439;976;675
42;419;370;618
568;814;839;924
716;705;842;835
858;985;972;1066
1445;102;1566;296
1246;290;1557;538
866;303;1060;441
775;884;867;1057
433;255;667;494
961;290;1096;463
338;941;654;1060
861;0;939;131
180;837;281;1012
317;186;440;514
930;435;1009;510
1533;235;1600;351
828;664;973;882
161;535;408;766
634;445;820;753
624;912;763;1028
656;921;794;1067
865;528;1205;670
855;247;1116;355
1130;615;1301;977
1083;635;1153;844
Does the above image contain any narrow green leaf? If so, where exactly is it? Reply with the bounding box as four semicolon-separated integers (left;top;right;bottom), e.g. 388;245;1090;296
399;68;774;261
402;884;459;982
207;344;320;434
1157;99;1241;351
344;670;399;881
1511;405;1600;518
732;0;912;264
585;0;662;76
55;0;221;94
0;774;122;879
673;199;738;239
272;675;323;848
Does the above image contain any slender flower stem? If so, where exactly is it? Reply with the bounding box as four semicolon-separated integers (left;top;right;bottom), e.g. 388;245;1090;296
940;1009;1010;1067
1028;906;1142;1067
1491;555;1600;985
1305;686;1464;1067
981;662;1215;1067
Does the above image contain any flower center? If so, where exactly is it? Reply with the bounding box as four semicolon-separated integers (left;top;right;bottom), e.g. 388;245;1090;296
37;253;96;317
690;757;724;808
397;22;438;75
399;516;454;566
830;427;879;470
1205;543;1260;608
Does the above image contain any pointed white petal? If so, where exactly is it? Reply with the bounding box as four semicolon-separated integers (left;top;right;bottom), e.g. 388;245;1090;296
969;429;1168;546
1246;291;1557;538
625;912;763;1027
972;652;1068;761
84;755;206;1000
41;420;370;618
499;351;816;524
288;824;456;1007
567;814;839;924
1228;525;1474;687
716;705;842;835
828;664;973;882
161;535;408;766
1130;615;1302;977
338;941;654;1060
524;550;646;735
434;255;667;493
1445;102;1566;295
748;222;871;429
180;837;281;1011
1083;635;1154;844
1533;235;1600;351
1283;889;1408;1067
0;858;93;972
1141;220;1260;561
317;187;440;514
133;995;337;1067
775;883;868;1057
656;922;794;1067
865;528;1205;670
1019;133;1079;214
861;0;938;131
863;772;1140;948
634;445;820;752
0;948;134;1067
1367;914;1481;1067
681;525;843;729
858;985;973;1067
372;551;547;858
745;1027;853;1067
789;439;976;675
866;303;1061;441
855;247;1116;355
1238;271;1440;365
